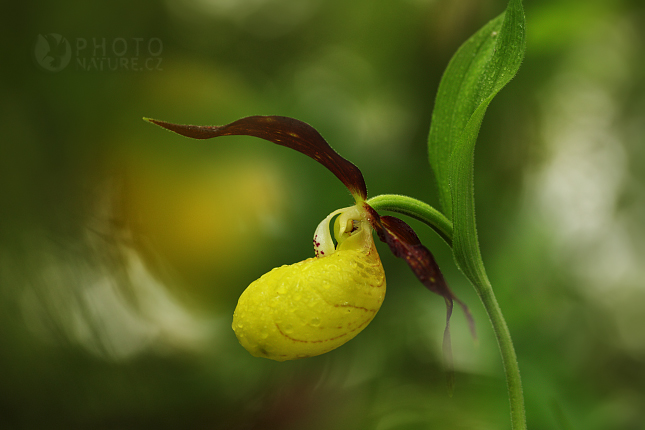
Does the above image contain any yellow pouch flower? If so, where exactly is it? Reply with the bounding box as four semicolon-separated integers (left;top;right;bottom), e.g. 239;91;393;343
146;115;473;368
232;205;385;361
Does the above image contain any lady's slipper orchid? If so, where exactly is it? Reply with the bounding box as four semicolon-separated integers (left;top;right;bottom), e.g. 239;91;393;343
234;204;384;361
145;115;474;366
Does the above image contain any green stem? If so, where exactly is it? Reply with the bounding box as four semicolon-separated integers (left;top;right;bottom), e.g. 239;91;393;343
367;193;526;430
366;194;453;246
478;273;526;430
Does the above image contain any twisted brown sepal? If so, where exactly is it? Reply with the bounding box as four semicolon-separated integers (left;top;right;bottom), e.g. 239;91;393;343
144;116;368;201
363;202;476;394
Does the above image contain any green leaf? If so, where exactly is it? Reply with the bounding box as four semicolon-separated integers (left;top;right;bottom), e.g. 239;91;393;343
427;0;526;221
427;0;526;285
426;1;527;428
450;0;525;287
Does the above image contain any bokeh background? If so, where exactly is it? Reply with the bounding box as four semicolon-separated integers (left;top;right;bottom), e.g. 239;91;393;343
2;0;645;428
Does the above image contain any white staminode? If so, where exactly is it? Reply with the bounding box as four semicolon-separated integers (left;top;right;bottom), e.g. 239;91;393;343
312;205;363;258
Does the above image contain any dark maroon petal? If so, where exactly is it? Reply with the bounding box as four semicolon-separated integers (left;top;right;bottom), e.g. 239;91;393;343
145;116;367;200
364;204;474;330
363;203;475;391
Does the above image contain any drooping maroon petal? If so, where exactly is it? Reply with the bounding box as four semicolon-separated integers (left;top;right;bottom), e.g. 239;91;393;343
364;204;474;331
145;116;367;200
363;203;475;391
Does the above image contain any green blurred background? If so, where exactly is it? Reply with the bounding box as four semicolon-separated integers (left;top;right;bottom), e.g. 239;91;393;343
2;0;644;428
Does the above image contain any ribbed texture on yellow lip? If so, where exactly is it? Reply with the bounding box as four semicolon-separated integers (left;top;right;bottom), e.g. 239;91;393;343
232;246;385;361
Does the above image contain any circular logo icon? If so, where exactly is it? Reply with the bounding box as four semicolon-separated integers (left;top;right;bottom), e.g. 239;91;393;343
34;33;71;72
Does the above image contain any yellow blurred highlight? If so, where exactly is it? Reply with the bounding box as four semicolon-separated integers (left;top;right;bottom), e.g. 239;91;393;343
123;151;288;292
